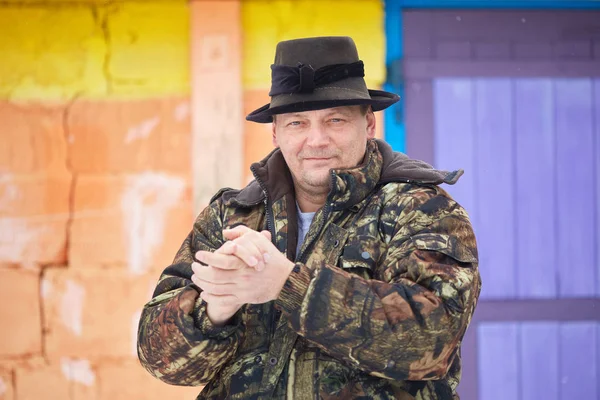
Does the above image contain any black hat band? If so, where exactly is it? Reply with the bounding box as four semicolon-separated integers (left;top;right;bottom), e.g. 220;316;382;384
269;61;365;96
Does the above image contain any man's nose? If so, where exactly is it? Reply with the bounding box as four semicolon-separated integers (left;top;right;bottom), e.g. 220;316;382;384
305;124;330;147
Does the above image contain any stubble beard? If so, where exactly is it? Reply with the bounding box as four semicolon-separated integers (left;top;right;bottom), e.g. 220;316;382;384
297;168;331;198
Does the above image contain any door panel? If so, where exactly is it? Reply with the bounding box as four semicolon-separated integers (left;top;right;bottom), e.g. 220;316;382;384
433;77;599;301
555;80;596;298
473;79;515;299
514;79;557;299
520;322;559;400
559;323;599;399
478;322;599;400
477;323;520;400
433;79;477;217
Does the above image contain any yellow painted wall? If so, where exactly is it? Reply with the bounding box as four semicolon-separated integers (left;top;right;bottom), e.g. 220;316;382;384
0;1;189;101
241;0;385;90
2;0;384;98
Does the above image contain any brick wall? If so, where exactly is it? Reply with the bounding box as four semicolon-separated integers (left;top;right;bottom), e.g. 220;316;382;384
0;1;200;398
0;0;388;398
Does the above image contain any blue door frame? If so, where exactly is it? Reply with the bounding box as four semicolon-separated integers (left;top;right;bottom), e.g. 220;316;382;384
383;0;600;152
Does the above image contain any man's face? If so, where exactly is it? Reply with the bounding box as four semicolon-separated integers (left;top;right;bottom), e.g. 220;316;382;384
272;105;376;193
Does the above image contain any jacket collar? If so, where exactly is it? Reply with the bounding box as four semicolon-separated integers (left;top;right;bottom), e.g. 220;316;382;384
225;139;462;209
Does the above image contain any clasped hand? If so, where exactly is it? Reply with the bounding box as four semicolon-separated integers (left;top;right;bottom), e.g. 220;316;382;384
191;225;295;310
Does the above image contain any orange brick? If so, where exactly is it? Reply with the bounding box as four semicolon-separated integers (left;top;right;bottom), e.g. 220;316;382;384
67;97;191;175
0;368;14;400
0;102;66;173
97;362;200;400
0;356;46;372
243;89;275;184
69;174;192;272
0;269;42;357
0;172;71;266
15;361;96;400
43;268;161;360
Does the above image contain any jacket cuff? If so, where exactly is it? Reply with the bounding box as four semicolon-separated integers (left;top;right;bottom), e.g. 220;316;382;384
194;296;243;340
275;262;312;315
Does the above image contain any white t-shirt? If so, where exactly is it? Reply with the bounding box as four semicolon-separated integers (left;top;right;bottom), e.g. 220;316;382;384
296;203;316;258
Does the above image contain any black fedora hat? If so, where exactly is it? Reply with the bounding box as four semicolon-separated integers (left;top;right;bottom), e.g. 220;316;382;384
246;36;400;123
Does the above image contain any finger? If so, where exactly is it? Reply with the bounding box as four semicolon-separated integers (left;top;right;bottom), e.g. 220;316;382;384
191;270;219;288
262;252;271;265
258;231;272;268
193;277;237;296
214;242;263;270
223;225;253;240
228;236;265;269
200;291;239;307
191;272;204;289
191;261;205;277
195;251;246;270
233;232;273;270
192;262;238;284
260;230;272;241
215;240;237;255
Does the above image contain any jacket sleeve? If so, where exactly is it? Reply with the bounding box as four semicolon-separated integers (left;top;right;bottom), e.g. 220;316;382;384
274;189;481;381
137;198;244;386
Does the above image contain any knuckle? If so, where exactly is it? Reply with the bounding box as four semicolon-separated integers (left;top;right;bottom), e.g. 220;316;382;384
233;236;247;247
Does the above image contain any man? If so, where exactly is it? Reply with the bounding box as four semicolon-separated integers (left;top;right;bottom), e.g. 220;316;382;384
137;36;481;399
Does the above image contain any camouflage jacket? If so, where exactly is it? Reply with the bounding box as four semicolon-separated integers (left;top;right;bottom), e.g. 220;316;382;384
137;139;481;400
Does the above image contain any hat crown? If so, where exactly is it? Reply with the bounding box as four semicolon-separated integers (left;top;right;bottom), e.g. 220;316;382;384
274;36;359;70
245;36;400;123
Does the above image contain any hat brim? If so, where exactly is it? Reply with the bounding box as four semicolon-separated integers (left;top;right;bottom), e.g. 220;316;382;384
245;89;400;123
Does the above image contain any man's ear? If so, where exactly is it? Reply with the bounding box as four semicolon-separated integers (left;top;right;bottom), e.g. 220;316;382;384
366;108;376;139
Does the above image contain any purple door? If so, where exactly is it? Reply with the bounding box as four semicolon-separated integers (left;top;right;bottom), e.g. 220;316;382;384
403;10;600;400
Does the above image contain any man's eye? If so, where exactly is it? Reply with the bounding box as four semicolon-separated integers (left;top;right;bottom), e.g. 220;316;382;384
287;121;302;127
329;118;344;123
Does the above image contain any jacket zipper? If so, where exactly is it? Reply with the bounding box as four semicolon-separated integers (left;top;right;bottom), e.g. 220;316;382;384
250;165;276;244
249;165;280;341
263;195;276;243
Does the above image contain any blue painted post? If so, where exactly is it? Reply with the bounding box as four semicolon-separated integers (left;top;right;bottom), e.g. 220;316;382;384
384;0;406;153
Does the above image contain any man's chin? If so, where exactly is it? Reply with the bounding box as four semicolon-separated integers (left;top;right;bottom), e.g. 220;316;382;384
301;171;331;189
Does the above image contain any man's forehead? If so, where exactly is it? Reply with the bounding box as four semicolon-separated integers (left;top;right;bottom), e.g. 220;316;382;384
277;106;359;119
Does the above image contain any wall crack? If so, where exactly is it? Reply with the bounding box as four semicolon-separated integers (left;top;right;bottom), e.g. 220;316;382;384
62;95;80;270
94;3;118;95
